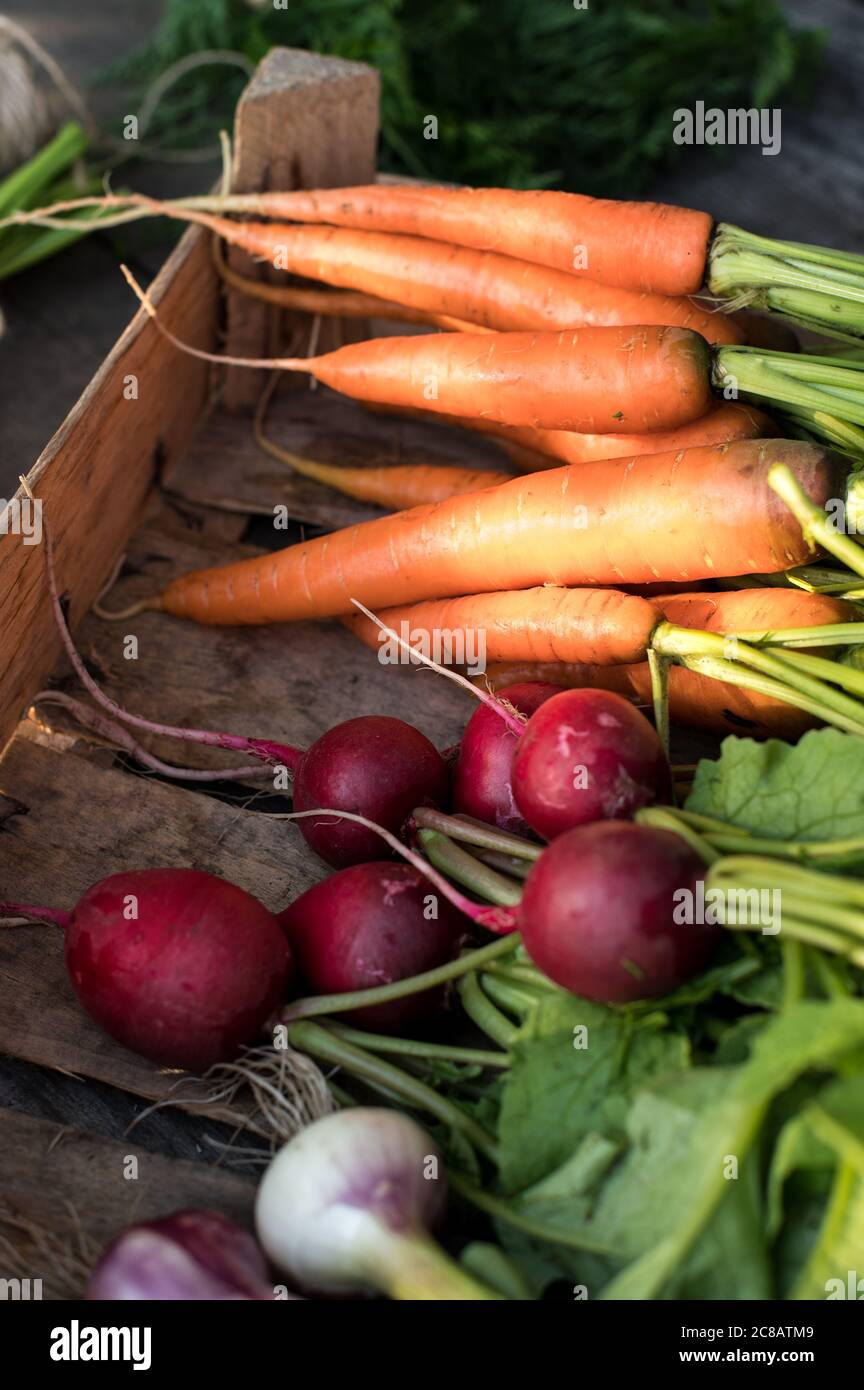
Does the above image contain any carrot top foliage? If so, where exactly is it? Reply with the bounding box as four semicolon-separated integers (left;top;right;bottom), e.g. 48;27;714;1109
102;0;822;194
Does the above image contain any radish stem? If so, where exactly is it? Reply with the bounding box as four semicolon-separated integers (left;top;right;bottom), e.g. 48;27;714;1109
412;807;541;861
457;974;519;1049
417;829;523;907
282;932;520;1023
286;1021;500;1163
325;1022;509;1069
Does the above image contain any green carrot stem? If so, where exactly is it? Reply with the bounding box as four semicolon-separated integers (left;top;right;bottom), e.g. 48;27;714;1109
656;622;864;728
769;462;864;581
677;652;864;737
418;829;523;906
647;648;670;763
766;647;864;700
731;623;864;649
325;1022;509;1070
287;1021;500;1163
458;974;519;1049
713;348;864;437
282;932;520;1023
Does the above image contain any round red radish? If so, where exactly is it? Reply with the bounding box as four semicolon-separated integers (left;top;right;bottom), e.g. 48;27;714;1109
64;869;292;1070
518;821;717;1002
453;682;563;836
291;716;449;868
512;688;668;840
279;862;465;1031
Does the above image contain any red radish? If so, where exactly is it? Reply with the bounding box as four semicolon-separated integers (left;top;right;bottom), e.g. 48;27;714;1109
279;862;466;1031
288;718;449;867
453;682;563;837
41;537;448;868
515;821;716;1001
0;869;292;1070
285;810;719;1004
511;688;669;840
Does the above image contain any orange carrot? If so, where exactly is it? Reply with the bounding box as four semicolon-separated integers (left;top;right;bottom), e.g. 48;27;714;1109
211;234;800;353
213;241;482;332
346;585;855;669
128;265;714;433
476;660;820;740
124;440;843;627
345;587;660;666
193;212;745;344
474;588;857;737
172;184;716;296
135;295;714;433
371;400;774;470
257;440;514;509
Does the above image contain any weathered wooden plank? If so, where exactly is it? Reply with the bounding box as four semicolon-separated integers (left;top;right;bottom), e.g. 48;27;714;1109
0;1108;255;1298
0;225;218;758
0;734;322;1109
40;516;470;774
165;387;511;529
224;47;380;410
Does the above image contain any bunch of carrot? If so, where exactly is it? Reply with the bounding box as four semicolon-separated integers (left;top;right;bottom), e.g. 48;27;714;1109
13;177;864;738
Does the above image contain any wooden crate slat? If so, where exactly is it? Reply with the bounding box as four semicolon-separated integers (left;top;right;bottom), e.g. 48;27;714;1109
0;734;324;1110
0;226;217;758
0;1108;255;1298
39;516;470;774
164;387;513;530
224;47;381;410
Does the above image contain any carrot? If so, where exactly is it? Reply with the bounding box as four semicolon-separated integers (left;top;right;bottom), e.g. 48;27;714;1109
132;274;714;433
345;587;660;666
474;587;857;738
346;585;855;669
256;438;514;510
476;660;821;740
213;235;797;350
123;440;844;627
212;239;482;332
10;188;856;339
371;400;774;470
169;185;716;297
194;212;746;344
253;371;513;511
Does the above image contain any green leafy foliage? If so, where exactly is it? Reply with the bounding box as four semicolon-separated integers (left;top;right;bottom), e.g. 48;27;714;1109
686;728;864;846
103;0;822;194
490;999;864;1298
497;994;689;1193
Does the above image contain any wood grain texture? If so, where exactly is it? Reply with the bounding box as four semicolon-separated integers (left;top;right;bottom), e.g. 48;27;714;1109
0;1107;255;1298
224;47;381;410
0;731;322;1115
36;513;471;774
0;226;218;760
165;385;511;529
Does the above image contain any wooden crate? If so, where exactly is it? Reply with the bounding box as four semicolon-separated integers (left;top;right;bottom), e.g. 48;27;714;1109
0;48;514;1277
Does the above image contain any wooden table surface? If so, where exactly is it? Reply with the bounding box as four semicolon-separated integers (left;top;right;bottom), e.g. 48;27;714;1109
0;0;862;1169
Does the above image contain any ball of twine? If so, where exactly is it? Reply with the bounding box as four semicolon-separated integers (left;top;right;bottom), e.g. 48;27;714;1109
0;37;58;174
0;18;92;175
